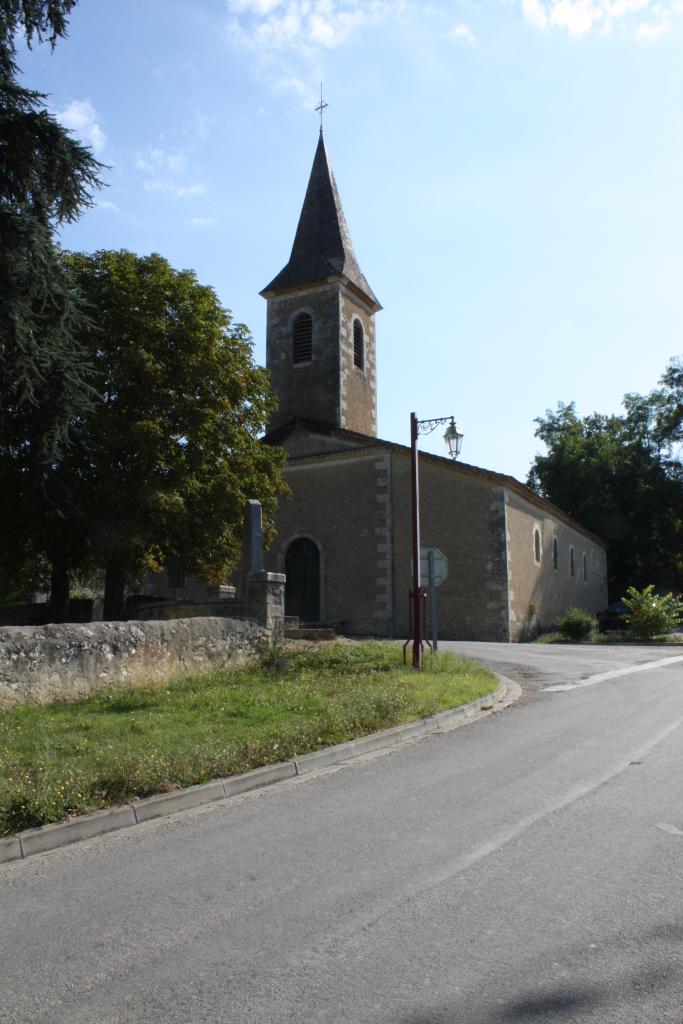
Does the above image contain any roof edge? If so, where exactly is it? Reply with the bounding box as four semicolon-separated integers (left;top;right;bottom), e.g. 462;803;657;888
260;273;382;312
264;419;607;547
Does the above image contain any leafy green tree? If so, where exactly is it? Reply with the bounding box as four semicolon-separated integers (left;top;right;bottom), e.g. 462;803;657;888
528;361;683;596
0;0;103;615
658;358;683;445
621;585;683;640
62;250;287;619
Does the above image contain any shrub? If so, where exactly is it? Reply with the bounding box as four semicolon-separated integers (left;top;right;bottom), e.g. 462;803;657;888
554;607;598;642
621;585;683;640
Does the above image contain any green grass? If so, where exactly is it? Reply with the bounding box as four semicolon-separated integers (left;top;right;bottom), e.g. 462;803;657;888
535;631;683;645
0;642;496;836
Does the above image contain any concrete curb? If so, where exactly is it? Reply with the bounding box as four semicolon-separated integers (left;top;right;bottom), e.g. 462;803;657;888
1;678;510;865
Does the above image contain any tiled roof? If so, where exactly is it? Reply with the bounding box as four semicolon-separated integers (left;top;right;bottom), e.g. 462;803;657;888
261;134;381;311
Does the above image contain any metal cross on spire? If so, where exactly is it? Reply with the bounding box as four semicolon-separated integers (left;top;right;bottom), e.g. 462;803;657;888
315;83;328;134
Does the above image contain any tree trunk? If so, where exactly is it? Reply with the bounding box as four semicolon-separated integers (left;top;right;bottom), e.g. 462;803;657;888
49;558;70;623
103;564;126;621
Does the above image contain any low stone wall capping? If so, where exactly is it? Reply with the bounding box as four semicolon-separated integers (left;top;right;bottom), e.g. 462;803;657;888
0;617;267;708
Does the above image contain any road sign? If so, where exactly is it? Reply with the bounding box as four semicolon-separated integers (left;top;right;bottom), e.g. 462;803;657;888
420;547;448;586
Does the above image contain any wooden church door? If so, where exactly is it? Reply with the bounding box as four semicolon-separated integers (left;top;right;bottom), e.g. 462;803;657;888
285;538;320;624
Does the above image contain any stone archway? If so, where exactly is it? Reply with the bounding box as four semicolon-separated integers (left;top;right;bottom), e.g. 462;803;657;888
285;537;320;624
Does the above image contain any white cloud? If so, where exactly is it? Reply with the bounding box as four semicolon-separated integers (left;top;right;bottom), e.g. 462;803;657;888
517;0;678;37
450;22;476;43
226;0;412;101
522;0;549;28
272;71;318;106
188;216;216;226
230;0;281;14
637;18;670;38
95;199;122;213
608;0;649;15
56;99;107;155
135;147;188;176
135;145;205;199
144;179;205;198
225;0;680;94
551;0;595;36
176;183;205;197
226;0;389;54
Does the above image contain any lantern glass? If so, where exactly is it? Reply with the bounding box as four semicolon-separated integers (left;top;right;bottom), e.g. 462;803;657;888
443;418;463;458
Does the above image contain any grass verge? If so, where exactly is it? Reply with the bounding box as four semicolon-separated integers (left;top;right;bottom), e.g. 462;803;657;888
535;632;683;645
0;641;496;836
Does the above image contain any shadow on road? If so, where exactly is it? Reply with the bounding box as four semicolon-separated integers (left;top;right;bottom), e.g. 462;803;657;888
399;928;679;1023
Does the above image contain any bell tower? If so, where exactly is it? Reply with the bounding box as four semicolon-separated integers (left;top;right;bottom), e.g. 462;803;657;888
261;132;381;436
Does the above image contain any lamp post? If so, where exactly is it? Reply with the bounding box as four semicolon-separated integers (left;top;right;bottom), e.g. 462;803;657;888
409;413;464;669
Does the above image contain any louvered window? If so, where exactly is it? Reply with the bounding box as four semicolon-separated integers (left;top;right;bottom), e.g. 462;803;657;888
293;314;313;363
353;319;364;369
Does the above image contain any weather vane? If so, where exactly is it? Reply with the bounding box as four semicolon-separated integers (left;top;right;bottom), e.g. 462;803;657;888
315;83;328;134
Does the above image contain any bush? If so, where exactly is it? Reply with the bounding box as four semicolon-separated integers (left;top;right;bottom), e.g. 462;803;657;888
554;607;598;642
621;585;683;640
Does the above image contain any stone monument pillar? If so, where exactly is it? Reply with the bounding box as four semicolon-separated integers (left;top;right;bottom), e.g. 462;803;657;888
242;500;285;637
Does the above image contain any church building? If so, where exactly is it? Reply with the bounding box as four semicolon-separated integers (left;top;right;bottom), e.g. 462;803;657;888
260;131;608;641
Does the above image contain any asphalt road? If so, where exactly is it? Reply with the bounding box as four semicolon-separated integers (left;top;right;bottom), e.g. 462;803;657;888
442;638;683;694
1;644;682;1023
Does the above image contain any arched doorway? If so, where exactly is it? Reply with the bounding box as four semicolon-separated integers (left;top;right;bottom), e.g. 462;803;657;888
285;538;320;624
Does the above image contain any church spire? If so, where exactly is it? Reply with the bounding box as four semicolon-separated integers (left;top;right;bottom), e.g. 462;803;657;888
261;134;381;311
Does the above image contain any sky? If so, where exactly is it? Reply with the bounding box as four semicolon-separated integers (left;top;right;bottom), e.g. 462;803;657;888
16;0;683;481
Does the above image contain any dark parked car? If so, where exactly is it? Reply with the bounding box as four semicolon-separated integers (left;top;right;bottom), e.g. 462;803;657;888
599;601;629;633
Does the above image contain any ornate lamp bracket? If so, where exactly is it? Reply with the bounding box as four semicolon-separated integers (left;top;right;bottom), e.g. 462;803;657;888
416;416;452;437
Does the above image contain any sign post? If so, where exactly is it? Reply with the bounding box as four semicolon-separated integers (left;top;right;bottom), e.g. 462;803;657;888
429;550;438;651
407;412;462;669
421;547;448;652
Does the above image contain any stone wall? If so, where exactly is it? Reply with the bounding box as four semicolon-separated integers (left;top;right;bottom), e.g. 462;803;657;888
391;454;511;642
267;449;392;634
265;423;607;642
267;441;512;641
266;282;342;432
0;617;266;708
339;286;377;436
505;489;608;639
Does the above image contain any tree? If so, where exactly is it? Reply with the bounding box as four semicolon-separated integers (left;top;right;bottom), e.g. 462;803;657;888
0;0;103;615
621;585;683;640
60;250;287;619
659;358;683;445
527;360;683;596
0;2;77;77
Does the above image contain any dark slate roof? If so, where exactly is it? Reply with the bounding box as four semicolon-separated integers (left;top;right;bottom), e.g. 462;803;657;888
261;133;381;310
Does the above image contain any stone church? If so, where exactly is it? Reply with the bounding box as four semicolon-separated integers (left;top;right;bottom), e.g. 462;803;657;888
259;131;608;641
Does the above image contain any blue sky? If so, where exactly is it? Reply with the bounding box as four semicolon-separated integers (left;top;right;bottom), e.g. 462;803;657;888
17;0;683;481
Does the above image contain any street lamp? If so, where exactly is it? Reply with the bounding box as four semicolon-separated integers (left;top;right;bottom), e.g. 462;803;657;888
409;412;464;669
443;417;464;459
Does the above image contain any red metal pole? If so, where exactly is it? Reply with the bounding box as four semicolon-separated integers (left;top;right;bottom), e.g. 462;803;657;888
410;412;423;669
